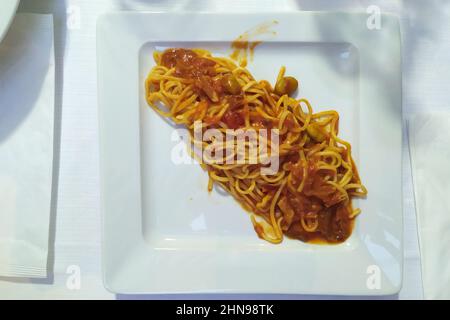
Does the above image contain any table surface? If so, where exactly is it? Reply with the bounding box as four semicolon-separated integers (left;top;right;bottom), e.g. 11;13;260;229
2;0;446;299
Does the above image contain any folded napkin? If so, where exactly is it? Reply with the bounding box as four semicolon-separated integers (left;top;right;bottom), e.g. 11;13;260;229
409;113;450;299
0;14;54;278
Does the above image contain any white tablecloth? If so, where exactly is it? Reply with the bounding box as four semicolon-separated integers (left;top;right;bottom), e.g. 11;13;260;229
2;0;446;299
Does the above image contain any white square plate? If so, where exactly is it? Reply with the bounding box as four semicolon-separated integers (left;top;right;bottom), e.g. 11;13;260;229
97;12;402;295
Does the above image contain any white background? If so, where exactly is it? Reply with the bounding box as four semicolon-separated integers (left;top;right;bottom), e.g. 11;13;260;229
2;0;448;299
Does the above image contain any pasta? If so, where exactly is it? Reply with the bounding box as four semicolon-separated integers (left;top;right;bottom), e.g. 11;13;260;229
145;48;367;244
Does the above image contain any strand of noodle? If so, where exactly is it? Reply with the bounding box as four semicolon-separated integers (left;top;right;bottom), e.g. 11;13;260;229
269;180;286;239
326;181;349;201
296;150;308;193
235;179;256;195
301;214;319;232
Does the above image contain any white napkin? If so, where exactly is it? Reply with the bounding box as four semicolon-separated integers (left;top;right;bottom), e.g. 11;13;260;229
409;113;450;299
0;14;54;278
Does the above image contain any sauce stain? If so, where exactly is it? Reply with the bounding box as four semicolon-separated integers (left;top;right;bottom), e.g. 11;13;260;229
230;20;278;67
